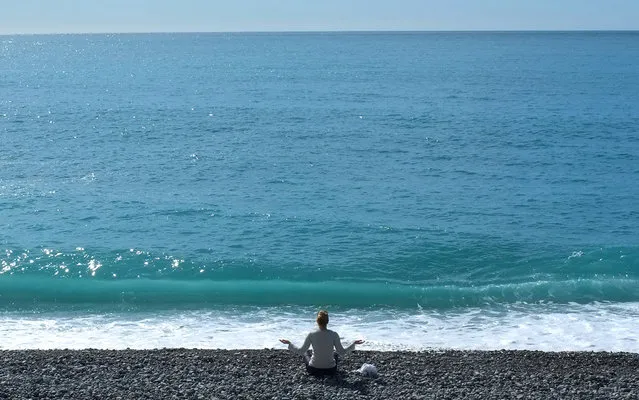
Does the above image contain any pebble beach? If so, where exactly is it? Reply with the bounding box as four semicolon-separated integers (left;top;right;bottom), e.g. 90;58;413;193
1;349;638;399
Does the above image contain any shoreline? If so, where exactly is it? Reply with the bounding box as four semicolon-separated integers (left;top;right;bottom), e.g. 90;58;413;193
1;349;637;399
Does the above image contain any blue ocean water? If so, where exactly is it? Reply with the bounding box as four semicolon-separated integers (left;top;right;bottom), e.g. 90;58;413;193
1;32;638;351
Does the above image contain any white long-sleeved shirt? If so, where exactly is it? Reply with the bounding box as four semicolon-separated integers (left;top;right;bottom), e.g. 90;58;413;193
288;329;356;369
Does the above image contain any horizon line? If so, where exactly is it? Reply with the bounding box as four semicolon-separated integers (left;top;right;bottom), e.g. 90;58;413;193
2;28;638;36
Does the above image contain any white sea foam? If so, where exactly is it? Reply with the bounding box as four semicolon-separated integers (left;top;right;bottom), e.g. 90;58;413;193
1;303;638;352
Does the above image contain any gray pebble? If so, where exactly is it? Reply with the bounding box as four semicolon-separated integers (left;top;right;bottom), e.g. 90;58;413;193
0;349;638;399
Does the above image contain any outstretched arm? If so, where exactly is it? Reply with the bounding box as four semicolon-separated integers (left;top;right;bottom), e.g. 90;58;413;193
334;334;365;355
280;334;311;355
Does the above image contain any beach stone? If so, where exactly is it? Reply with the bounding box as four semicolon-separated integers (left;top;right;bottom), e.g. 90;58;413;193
1;349;639;399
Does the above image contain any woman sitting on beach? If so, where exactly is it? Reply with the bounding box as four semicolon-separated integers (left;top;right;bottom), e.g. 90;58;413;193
280;310;364;376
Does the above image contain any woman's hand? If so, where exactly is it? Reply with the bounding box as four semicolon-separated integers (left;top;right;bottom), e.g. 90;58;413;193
354;339;365;345
279;339;291;345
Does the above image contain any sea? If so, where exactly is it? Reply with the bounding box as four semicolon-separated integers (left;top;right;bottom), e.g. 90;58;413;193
1;31;638;352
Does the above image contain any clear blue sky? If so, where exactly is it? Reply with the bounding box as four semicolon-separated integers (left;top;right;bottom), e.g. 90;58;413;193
1;0;637;34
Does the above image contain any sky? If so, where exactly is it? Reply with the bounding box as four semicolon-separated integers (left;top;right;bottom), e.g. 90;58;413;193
0;0;637;34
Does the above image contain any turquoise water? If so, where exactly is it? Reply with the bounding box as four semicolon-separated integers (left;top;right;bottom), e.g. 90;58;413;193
1;32;638;350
